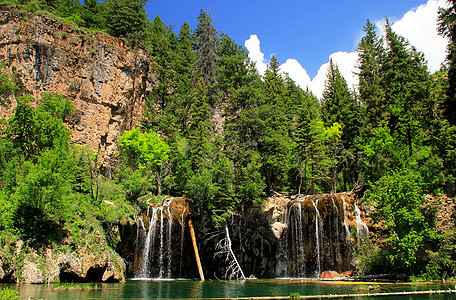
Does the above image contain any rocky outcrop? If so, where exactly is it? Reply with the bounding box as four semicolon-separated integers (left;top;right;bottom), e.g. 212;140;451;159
0;244;125;284
425;194;455;233
0;5;156;170
0;219;127;284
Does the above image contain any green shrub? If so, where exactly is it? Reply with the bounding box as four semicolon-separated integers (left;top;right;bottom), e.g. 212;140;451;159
0;287;19;300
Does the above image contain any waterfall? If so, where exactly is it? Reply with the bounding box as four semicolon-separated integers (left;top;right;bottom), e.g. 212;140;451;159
134;198;184;279
341;197;351;237
167;206;173;278
158;206;165;278
354;203;369;243
139;207;158;278
179;207;186;278
311;200;321;277
330;197;338;271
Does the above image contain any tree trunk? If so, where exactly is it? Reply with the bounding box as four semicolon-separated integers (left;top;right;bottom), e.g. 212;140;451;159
188;219;205;281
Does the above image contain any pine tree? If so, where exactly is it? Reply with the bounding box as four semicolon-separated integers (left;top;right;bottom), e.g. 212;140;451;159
438;1;456;125
294;88;321;194
142;16;179;140
321;59;359;191
187;78;213;171
382;21;430;157
193;10;218;104
173;21;196;133
81;0;104;29
258;57;294;192
222;56;266;205
104;0;148;43
357;20;386;130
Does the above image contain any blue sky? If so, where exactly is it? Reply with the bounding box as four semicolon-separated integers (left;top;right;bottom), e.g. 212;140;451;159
144;0;448;97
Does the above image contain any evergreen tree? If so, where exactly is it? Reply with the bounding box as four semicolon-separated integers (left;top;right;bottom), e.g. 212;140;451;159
142;16;179;139
104;0;148;43
218;37;267;204
294;89;321;194
438;1;456;125
187;78;213;171
357;20;386;130
321;59;359;191
382;21;430;158
193;10;218;104
258;57;294;192
173;21;196;132
81;0;104;29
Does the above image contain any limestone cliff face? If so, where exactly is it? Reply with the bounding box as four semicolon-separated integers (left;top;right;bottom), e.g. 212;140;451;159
0;6;156;169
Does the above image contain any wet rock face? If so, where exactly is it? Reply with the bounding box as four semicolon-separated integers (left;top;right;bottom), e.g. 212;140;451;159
0;6;155;169
118;197;199;279
122;193;366;280
281;194;353;278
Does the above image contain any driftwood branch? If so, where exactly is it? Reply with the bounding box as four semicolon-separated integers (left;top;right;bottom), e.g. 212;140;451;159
214;226;246;280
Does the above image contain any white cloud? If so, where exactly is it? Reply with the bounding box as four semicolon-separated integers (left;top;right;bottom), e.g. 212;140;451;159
244;35;268;76
386;0;449;72
245;0;449;98
310;52;359;99
279;59;311;89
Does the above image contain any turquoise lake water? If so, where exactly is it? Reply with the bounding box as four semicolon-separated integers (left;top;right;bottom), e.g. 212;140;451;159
2;279;455;299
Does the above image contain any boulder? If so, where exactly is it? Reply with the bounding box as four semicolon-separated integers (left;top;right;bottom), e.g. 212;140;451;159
319;270;341;278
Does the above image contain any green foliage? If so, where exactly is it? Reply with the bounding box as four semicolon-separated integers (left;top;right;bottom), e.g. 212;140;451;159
13;147;76;243
119;128;170;169
193;9;218;102
0;63;19;107
289;292;301;299
438;2;456;125
1;5;456;280
355;243;393;275
365;168;428;271
104;0;148;43
185;168;219;210
118;128;170;198
422;230;456;280
258;57;294;192
0;288;19;300
81;0;104;29
357;20;386;130
7;93;73;157
321;59;360;191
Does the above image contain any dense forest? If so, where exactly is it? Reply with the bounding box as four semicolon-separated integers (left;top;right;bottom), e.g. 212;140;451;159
0;0;455;280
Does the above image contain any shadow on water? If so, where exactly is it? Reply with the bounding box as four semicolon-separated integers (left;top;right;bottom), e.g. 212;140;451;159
1;279;455;299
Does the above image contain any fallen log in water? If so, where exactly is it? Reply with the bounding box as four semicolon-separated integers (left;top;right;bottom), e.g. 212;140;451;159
189;219;205;281
202;288;456;300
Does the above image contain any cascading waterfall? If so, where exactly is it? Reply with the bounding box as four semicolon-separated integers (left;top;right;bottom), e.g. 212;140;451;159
341;197;351;237
179;207;186;278
311;199;321;277
127;193;367;280
354;203;369;243
158;206;165;278
167;206;173;278
134;199;180;279
284;194;356;278
138;207;158;278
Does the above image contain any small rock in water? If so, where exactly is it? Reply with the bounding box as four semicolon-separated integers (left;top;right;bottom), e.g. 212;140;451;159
341;271;353;277
319;271;341;278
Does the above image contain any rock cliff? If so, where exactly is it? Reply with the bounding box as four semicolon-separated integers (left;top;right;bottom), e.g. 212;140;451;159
0;5;156;170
